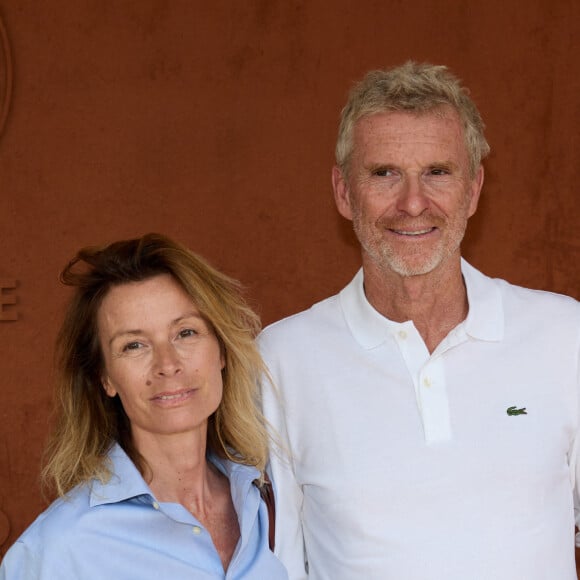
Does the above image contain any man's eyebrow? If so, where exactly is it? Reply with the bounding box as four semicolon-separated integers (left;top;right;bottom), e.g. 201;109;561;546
366;162;397;171
429;160;458;169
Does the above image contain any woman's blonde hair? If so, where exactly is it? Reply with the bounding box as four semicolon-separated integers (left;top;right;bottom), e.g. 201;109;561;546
43;233;269;496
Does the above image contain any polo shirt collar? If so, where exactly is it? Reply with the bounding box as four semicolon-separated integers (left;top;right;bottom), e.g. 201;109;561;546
339;268;402;349
339;259;504;350
461;259;504;342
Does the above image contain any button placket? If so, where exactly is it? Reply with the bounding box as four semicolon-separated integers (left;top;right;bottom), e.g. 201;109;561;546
419;357;451;443
392;322;452;444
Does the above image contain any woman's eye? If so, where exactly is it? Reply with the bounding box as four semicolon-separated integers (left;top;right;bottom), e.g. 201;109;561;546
179;328;197;339
123;341;143;352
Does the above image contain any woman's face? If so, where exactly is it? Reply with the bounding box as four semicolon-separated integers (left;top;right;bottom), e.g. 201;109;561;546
97;274;224;445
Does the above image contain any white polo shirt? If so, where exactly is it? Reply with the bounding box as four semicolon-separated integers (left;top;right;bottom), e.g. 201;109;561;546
260;260;580;580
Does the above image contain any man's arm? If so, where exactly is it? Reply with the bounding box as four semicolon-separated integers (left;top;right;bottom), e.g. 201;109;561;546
262;372;309;579
571;347;580;578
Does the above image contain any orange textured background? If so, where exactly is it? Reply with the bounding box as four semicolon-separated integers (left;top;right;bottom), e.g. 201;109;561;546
0;0;578;566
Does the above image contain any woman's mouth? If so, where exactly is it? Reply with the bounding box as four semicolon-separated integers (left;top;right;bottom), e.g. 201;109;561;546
152;388;196;403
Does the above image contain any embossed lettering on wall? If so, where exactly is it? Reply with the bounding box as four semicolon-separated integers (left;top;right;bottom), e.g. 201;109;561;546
0;11;13;139
0;279;18;321
0;507;9;549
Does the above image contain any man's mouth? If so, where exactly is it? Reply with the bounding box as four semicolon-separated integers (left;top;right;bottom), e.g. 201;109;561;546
390;227;436;236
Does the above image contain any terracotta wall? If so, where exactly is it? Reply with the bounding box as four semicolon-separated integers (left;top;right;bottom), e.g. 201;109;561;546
0;0;578;562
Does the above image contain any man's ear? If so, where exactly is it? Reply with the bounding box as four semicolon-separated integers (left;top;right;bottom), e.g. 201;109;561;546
102;376;117;398
332;165;354;221
467;165;485;218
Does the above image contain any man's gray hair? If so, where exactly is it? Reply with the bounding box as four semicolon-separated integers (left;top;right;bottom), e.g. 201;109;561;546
336;61;490;177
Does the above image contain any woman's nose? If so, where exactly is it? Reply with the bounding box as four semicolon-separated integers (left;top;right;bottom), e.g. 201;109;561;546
153;344;182;376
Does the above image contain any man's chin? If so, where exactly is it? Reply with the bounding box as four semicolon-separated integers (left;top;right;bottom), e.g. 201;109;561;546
376;252;443;278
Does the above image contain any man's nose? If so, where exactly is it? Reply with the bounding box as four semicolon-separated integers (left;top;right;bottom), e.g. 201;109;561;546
395;176;430;216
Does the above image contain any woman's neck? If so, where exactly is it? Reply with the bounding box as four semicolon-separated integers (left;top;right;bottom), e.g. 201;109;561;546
132;427;241;572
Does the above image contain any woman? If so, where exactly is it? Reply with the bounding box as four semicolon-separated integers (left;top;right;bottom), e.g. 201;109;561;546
0;234;287;579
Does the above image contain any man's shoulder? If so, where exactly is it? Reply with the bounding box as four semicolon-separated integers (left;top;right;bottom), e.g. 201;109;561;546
466;261;579;316
495;275;579;316
260;293;342;345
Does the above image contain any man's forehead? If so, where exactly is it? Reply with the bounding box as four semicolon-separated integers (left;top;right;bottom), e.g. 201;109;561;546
356;105;461;131
353;107;465;147
349;107;471;170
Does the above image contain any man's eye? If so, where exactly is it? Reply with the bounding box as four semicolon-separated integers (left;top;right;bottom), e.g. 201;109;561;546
373;168;394;177
430;168;449;176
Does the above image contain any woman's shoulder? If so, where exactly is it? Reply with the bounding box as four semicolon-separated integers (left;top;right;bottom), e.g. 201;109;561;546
14;484;91;548
0;485;92;578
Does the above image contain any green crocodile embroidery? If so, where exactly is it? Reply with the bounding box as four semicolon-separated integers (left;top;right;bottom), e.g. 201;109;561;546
506;406;527;416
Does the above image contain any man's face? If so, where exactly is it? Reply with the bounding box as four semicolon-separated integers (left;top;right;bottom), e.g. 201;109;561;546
333;108;484;279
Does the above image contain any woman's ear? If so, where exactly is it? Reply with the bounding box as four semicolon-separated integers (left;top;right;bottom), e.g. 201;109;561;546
102;376;117;398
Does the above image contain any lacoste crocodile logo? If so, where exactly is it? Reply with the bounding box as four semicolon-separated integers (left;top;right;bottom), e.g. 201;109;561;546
506;406;527;416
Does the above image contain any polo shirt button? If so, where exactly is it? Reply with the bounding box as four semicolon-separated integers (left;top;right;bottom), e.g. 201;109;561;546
398;330;407;340
423;377;432;387
192;526;202;535
152;502;160;510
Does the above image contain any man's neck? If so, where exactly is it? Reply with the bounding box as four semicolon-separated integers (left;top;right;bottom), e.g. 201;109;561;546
362;256;468;354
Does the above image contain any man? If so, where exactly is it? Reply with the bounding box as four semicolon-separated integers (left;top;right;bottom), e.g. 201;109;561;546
260;62;580;579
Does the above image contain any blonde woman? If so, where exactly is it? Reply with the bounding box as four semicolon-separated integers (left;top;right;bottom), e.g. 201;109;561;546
0;234;287;579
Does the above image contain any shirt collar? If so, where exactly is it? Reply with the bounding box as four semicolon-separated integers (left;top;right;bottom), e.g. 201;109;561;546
339;259;504;349
88;443;261;508
339;268;403;349
210;454;261;511
461;258;504;342
89;443;153;507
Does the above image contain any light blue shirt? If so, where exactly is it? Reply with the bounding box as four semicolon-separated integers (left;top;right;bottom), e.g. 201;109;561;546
0;444;287;579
